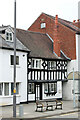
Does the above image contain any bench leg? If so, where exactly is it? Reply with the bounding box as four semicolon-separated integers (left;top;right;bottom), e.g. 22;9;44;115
35;107;37;112
41;107;43;112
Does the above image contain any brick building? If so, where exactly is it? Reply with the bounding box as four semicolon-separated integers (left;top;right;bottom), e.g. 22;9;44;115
28;13;80;100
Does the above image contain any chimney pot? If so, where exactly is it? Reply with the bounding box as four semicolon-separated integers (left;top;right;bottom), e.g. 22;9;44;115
77;19;79;22
55;15;58;25
73;20;76;23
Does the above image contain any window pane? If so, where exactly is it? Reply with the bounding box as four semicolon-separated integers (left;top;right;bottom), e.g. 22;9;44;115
48;62;50;69
11;55;14;65
10;55;19;65
28;83;34;93
0;83;3;95
16;56;19;65
29;84;31;93
4;83;9;96
11;83;19;95
16;83;19;94
41;23;46;28
11;83;14;95
44;83;48;93
36;61;38;68
51;83;54;92
10;37;12;40
54;83;57;92
39;60;41;68
6;36;9;40
10;33;12;36
32;60;34;68
6;32;12;41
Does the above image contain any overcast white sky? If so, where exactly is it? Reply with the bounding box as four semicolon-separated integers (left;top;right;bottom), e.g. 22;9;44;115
0;0;80;30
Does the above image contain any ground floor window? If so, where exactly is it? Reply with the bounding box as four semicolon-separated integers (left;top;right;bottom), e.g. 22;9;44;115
4;83;9;96
0;82;20;96
11;83;19;95
28;83;35;94
44;83;57;94
0;83;3;95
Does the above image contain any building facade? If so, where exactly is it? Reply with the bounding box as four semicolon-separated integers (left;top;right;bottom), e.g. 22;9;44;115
28;13;80;101
0;26;29;105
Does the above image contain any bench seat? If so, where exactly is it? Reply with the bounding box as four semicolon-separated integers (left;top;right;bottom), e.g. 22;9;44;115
36;99;63;112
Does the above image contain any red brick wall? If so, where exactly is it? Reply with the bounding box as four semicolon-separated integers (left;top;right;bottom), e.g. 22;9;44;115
28;13;76;60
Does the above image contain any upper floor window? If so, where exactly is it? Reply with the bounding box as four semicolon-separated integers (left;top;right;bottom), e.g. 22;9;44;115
41;23;46;28
32;59;41;69
48;61;56;70
10;55;19;65
6;31;13;42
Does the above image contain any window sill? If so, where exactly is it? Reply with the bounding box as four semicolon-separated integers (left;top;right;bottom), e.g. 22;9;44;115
0;95;20;98
6;40;13;42
28;92;35;94
44;92;57;96
10;65;20;68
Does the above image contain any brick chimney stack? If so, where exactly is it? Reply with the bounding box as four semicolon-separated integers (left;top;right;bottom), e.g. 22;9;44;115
53;15;60;57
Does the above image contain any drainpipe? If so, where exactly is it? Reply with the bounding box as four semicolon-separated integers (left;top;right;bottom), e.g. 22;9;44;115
73;68;76;108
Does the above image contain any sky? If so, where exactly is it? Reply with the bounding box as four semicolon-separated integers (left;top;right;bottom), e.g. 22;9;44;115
0;0;80;30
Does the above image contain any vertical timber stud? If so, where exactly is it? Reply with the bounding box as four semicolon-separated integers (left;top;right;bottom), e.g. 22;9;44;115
13;0;16;117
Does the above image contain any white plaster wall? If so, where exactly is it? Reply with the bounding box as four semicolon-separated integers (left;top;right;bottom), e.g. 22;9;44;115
62;34;80;100
42;82;62;99
0;49;28;105
28;94;35;101
62;80;73;100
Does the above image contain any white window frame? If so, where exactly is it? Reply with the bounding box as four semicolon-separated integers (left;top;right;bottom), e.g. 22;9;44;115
4;83;9;96
0;82;20;96
28;83;35;94
32;59;41;69
44;83;57;94
10;55;19;65
41;23;46;28
48;61;56;70
11;83;19;95
5;30;13;42
0;83;3;96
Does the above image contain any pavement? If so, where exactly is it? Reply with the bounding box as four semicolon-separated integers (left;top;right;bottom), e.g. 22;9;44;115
0;100;80;120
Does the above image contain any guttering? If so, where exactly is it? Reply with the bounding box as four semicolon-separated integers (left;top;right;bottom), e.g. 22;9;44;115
60;50;71;60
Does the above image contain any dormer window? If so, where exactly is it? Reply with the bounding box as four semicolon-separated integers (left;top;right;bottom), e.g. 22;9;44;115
6;31;13;42
41;23;46;28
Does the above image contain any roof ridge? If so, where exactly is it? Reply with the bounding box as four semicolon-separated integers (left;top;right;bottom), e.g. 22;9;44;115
27;30;46;35
43;12;72;23
17;28;46;35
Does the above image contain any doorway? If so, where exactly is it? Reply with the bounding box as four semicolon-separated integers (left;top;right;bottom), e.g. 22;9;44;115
35;83;42;101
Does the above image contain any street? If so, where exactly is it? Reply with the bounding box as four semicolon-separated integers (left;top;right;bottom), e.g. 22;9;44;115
38;112;79;120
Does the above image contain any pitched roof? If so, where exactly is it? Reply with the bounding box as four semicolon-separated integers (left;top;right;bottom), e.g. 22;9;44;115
16;29;61;59
28;12;77;60
44;13;80;33
0;26;30;52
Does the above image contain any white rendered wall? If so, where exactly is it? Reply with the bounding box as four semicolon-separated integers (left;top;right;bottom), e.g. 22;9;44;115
62;34;80;100
28;94;35;101
0;49;28;105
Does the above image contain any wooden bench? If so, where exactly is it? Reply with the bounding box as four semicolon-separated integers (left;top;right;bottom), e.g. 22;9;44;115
36;100;46;112
36;99;63;112
55;99;63;109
